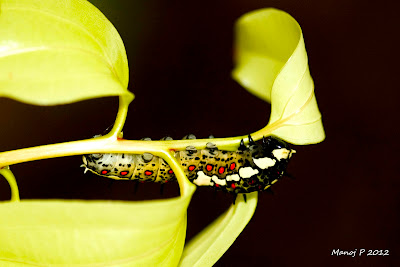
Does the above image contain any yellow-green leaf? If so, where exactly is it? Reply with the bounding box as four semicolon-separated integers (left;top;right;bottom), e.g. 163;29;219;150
0;0;133;105
0;185;195;266
233;8;325;144
179;193;257;267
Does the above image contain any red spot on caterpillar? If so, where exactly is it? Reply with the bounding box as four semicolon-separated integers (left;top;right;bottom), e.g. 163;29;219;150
101;170;109;175
169;149;176;152
218;167;225;174
249;180;255;185
231;183;236;189
229;162;236;170
215;184;220;187
120;171;128;176
168;170;174;174
144;170;153;176
206;164;213;172
188;165;196;171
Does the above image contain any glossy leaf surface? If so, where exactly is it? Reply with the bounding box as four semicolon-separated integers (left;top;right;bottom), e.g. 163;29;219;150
0;0;132;105
179;193;257;267
0;185;195;266
233;8;325;144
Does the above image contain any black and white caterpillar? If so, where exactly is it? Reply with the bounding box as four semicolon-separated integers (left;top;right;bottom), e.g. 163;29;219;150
82;135;295;194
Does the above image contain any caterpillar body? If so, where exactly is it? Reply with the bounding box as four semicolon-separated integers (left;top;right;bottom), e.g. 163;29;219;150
82;135;295;194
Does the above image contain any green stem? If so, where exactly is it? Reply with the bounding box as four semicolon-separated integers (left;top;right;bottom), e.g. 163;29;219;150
108;95;134;139
0;87;314;198
0;167;20;202
0;88;315;167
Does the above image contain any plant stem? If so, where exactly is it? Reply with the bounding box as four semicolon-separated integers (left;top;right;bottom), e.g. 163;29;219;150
0;167;20;202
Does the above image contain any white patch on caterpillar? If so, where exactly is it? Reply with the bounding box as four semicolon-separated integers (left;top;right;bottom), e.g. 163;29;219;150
253;157;276;169
193;171;214;186
226;174;240;182
239;167;259;179
272;148;292;160
211;175;227;186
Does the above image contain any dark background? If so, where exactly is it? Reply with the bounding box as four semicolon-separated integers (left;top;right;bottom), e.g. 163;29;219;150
0;0;399;266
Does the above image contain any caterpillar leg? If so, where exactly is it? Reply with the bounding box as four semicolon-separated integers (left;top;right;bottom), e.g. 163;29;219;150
238;139;246;151
248;134;256;145
206;142;218;154
183;134;196;140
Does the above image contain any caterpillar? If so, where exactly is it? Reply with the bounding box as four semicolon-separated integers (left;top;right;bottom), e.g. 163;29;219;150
81;135;296;194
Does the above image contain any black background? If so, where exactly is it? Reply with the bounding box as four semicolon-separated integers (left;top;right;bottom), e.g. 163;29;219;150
0;0;399;266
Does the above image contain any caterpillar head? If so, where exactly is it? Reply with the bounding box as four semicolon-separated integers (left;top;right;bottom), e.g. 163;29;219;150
262;136;294;160
248;136;295;191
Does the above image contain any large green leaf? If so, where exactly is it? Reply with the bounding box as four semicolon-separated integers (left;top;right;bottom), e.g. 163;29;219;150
233;8;325;144
0;186;195;266
0;0;132;105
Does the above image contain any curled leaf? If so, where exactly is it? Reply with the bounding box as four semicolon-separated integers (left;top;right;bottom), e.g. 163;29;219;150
0;0;133;105
233;8;325;144
179;193;257;267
